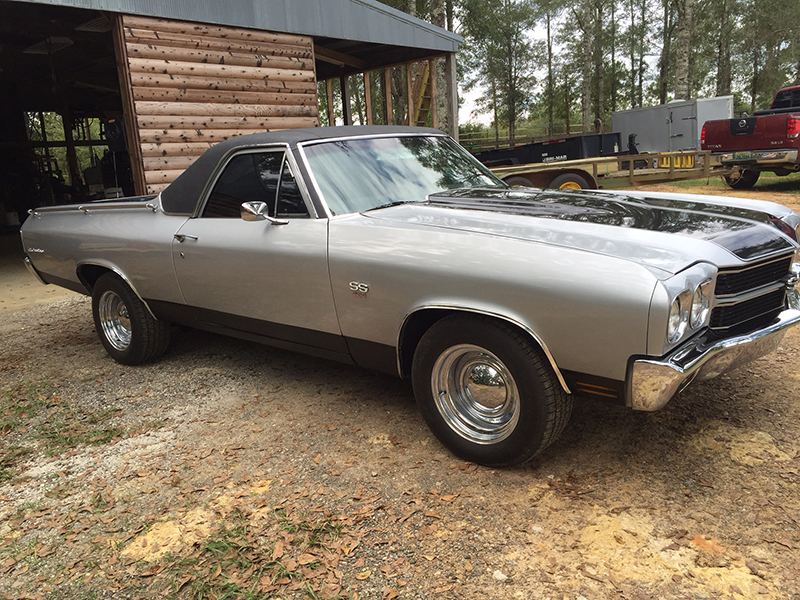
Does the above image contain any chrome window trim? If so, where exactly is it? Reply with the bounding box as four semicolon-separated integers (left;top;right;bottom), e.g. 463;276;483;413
296;132;462;219
193;143;319;220
398;305;571;395
76;261;157;320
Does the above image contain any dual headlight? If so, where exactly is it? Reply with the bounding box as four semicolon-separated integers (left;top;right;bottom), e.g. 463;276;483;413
667;279;713;344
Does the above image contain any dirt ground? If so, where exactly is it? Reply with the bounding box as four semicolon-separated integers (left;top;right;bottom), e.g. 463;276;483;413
2;183;800;600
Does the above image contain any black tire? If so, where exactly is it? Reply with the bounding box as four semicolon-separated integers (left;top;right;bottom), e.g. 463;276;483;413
411;315;573;467
724;169;760;189
92;272;170;365
504;176;535;188
549;173;589;190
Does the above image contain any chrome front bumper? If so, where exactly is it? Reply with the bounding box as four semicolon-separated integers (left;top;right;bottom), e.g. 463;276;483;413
628;308;800;411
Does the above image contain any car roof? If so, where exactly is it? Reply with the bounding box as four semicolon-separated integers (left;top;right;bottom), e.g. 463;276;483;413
160;125;442;215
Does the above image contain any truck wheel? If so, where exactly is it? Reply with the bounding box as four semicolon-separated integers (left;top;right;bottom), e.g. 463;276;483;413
411;315;573;467
549;173;589;190
505;176;535;187
724;169;760;189
92;273;170;365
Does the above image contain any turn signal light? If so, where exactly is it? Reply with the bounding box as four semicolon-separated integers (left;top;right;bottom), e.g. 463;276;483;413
788;115;800;139
700;124;706;145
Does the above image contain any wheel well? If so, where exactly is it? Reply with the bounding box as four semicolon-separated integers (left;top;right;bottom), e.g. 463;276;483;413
76;264;114;294
398;308;563;387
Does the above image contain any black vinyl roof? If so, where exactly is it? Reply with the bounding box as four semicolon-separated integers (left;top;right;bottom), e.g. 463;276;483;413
160;126;442;215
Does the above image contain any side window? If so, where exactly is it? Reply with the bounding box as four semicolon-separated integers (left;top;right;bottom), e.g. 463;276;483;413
202;151;283;218
276;162;309;218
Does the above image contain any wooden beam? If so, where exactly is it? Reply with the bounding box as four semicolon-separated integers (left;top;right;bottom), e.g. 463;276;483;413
445;52;458;140
127;58;315;83
113;14;146;195
383;67;392;126
135;102;317;117
364;71;373;125
405;63;413;126
132;88;316;106
429;59;439;130
340;76;352;126
124;29;313;59
314;46;366;70
129;72;316;94
325;79;334;126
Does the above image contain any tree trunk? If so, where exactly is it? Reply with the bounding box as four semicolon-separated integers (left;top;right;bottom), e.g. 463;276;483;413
673;0;693;100
638;0;646;105
715;0;732;96
593;0;604;132
547;11;554;136
610;1;616;113
580;1;593;133
430;0;448;132
657;0;673;104
629;0;636;108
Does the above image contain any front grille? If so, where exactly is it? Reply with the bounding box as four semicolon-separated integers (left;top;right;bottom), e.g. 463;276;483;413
710;288;786;330
710;253;793;332
715;256;792;296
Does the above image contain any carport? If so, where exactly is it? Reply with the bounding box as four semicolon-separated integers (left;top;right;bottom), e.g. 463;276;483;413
0;0;460;228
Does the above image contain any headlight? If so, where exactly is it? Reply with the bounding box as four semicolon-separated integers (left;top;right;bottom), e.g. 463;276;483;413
690;279;713;329
667;291;691;343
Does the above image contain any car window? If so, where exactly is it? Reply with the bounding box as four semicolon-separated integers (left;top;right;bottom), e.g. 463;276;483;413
772;89;800;109
202;151;283;218
276;162;309;218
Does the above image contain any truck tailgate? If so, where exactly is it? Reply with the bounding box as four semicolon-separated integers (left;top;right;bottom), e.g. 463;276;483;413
704;114;795;151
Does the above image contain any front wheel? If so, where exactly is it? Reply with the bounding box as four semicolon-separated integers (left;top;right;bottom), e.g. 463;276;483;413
412;315;572;467
92;273;170;365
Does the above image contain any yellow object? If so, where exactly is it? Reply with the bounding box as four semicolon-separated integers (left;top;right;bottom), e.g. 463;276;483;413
658;153;696;168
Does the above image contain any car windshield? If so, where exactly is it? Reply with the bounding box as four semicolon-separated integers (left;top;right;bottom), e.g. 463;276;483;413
301;135;505;215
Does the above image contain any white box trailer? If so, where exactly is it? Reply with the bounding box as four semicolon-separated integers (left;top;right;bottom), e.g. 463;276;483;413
612;96;734;153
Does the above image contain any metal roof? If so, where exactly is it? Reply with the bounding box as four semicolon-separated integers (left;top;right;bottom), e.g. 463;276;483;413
6;0;461;52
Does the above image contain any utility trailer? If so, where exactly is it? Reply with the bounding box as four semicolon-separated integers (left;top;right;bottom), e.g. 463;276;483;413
490;150;734;190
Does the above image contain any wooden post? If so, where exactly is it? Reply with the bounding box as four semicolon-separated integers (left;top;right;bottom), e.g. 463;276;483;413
325;78;334;126
444;52;458;140
364;71;373;125
112;14;146;195
383;67;392;126
429;59;438;130
340;75;352;126
405;63;413;126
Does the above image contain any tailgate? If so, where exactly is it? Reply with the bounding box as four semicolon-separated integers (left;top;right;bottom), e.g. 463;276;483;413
704;114;793;152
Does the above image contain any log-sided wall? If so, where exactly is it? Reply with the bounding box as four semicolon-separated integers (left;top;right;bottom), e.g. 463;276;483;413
115;15;319;194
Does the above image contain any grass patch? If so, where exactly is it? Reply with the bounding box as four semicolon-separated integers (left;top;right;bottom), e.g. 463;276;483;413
0;380;129;481
161;508;353;600
653;171;800;194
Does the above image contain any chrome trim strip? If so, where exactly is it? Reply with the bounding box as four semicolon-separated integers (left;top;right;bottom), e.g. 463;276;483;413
398;305;571;395
23;256;48;285
77;261;158;320
715;252;794;277
629;308;800;411
29;200;158;217
713;281;788;307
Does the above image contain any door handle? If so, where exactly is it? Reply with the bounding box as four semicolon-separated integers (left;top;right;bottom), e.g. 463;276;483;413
174;234;198;243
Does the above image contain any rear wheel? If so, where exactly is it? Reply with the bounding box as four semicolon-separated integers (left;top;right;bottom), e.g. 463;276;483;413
549;173;589;190
724;169;760;189
412;315;572;466
92;273;170;365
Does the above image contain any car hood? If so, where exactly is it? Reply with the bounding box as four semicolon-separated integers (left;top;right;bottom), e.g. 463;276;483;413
361;187;795;277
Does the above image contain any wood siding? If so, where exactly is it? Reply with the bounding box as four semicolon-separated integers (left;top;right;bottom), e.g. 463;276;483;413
119;15;319;194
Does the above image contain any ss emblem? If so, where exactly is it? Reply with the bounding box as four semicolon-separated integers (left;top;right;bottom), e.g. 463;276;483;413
349;281;369;297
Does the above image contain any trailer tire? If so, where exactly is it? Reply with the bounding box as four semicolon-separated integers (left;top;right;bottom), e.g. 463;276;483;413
549;173;589;190
505;176;535;188
724;169;760;189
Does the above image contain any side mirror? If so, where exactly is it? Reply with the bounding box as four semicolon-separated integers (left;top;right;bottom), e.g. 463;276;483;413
240;201;288;225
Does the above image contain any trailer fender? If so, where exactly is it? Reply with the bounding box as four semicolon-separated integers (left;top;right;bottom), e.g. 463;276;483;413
503;169;597;190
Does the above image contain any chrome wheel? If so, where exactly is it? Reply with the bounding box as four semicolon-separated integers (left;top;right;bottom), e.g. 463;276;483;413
98;290;132;351
431;344;520;444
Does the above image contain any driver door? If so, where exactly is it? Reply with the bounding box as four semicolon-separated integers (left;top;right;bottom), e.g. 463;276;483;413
172;149;343;352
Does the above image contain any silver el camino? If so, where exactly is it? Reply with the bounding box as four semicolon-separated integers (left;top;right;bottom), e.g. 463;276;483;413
20;126;800;466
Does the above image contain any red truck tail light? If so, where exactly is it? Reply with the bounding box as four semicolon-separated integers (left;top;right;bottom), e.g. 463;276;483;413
701;124;706;145
788;115;800;139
